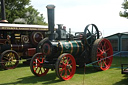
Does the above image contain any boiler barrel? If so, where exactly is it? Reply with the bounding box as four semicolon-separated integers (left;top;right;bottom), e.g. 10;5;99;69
59;40;84;55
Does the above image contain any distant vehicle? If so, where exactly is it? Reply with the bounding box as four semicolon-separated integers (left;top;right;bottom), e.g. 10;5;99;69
0;23;48;69
0;0;49;70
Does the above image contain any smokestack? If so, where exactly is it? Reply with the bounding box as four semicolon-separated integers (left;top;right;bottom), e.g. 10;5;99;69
46;5;55;40
0;0;8;23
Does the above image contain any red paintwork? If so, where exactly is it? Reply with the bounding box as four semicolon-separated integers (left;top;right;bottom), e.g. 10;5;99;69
32;53;49;76
28;48;36;56
96;39;113;70
58;54;76;80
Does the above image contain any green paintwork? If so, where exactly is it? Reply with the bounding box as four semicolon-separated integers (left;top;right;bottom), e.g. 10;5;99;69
59;40;84;55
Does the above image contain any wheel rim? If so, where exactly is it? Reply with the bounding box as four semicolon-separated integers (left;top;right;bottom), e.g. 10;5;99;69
56;54;76;80
31;53;49;76
1;50;19;69
96;39;113;70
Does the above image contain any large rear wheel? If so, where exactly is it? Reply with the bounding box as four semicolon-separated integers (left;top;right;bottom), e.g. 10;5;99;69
30;53;49;77
55;53;76;80
91;38;113;71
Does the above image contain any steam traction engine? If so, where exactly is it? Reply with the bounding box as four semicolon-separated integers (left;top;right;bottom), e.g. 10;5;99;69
0;24;48;70
30;5;113;80
0;0;50;70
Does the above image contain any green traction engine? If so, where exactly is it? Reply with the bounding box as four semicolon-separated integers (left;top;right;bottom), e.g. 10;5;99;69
30;5;113;80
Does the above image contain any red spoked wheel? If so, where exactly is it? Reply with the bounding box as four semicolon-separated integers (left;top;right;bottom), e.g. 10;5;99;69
91;38;113;71
0;50;19;70
55;53;76;80
30;53;49;77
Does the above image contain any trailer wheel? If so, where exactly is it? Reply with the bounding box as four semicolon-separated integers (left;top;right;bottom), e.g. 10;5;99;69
30;53;49;77
55;53;76;80
91;38;113;71
0;50;19;70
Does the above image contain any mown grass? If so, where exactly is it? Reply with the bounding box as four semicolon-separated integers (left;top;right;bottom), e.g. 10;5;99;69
0;57;128;85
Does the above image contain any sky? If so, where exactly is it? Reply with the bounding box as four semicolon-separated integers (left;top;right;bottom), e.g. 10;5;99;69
30;0;128;37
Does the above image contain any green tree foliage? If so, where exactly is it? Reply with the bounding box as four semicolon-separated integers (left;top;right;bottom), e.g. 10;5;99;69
120;0;128;18
0;0;47;25
3;0;30;23
24;6;47;25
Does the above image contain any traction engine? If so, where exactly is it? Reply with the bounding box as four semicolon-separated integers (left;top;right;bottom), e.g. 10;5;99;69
30;5;113;80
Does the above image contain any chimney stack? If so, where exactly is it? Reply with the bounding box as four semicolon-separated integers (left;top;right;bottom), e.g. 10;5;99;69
0;0;8;23
46;4;55;40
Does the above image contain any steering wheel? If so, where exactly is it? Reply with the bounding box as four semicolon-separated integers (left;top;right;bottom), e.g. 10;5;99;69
84;24;100;47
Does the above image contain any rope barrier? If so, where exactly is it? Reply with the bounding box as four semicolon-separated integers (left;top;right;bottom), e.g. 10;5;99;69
83;51;122;85
85;51;121;66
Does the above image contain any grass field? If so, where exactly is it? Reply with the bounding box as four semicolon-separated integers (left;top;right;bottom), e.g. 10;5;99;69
0;57;128;85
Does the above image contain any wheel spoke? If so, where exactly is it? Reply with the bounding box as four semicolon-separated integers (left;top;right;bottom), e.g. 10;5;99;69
38;67;40;74
103;41;107;47
101;43;104;51
40;68;43;74
68;69;71;73
98;47;103;53
103;60;107;67
59;67;65;72
67;57;71;64
60;70;63;77
87;29;91;34
92;25;93;33
9;62;13;66
59;64;64;68
64;69;67;77
3;56;9;60
97;53;102;57
34;66;38;71
105;48;110;52
37;59;41;63
98;59;104;68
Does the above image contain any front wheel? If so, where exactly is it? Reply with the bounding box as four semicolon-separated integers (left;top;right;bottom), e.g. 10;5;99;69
55;53;76;80
30;53;49;77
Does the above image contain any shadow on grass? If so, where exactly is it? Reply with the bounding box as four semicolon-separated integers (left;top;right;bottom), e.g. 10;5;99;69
0;63;29;71
113;75;128;85
75;66;99;74
0;66;99;85
0;72;62;85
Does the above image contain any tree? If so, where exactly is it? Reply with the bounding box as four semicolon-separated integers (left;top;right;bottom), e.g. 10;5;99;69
0;0;47;25
24;6;47;25
2;0;30;23
120;0;128;18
